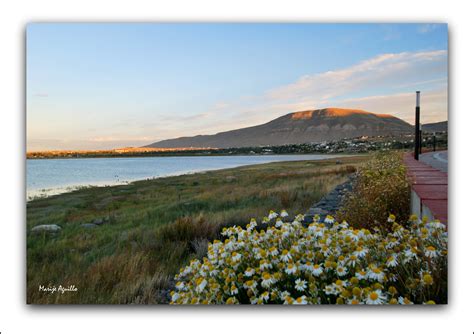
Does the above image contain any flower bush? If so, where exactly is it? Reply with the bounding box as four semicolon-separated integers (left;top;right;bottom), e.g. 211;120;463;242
170;211;447;304
337;152;410;231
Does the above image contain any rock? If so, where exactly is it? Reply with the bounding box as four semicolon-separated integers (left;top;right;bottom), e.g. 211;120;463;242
91;217;109;225
308;207;328;215
31;224;61;233
305;173;356;220
81;223;98;229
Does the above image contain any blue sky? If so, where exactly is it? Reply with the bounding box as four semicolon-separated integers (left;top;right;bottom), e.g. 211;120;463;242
27;23;448;150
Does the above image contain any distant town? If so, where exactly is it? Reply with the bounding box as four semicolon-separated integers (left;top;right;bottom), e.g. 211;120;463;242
27;131;447;159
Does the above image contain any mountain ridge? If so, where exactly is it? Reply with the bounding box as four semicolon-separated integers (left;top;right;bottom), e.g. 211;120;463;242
422;121;448;133
145;108;414;149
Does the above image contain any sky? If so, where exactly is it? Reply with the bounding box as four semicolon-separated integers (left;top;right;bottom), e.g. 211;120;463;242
26;23;448;151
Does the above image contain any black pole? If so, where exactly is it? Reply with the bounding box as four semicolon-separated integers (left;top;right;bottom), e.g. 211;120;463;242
433;134;436;152
419;129;422;153
414;91;420;160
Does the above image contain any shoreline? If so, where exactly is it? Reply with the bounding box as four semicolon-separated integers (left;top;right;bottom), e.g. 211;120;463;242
26;152;353;160
27;154;358;202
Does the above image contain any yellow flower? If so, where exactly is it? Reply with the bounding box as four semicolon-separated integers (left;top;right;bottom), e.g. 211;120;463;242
423;274;434;285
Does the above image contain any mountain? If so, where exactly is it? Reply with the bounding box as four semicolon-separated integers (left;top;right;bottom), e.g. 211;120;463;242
422;121;448;133
145;108;414;149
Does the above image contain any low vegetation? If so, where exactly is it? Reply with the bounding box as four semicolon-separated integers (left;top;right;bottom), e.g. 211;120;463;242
337;152;411;231
172;212;447;304
27;156;367;304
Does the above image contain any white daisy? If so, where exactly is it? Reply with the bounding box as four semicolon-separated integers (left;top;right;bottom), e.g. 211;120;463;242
386;238;399;249
261;272;276;288
260;291;270;302
368;267;385;282
355;270;368;280
324;215;335;224
353;247;368;258
268;210;278;220
386;255;398;267
231;252;241;262
336;265;348;277
347;297;361;305
294;295;308;305
365;289;387;304
403;247;418;263
195;278;207;293
285;263;297;275
398;296;414;305
346;255;358;267
244;267;255;277
280;249;292;262
295;278;307;292
279;290;291;301
424;246;439;258
170;291;180;302
259;260;272;271
243;280;257;290
268;246;279;256
311;264;323;276
324;284;337;296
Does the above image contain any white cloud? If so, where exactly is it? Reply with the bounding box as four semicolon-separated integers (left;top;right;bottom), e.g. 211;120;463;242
265;50;447;102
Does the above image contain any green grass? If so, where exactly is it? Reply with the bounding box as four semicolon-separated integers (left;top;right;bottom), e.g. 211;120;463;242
27;155;369;304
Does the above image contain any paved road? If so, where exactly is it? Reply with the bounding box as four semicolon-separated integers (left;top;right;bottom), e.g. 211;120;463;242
419;150;448;173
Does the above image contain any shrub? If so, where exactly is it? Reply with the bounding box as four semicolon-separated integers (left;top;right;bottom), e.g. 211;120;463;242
337;152;410;230
170;211;447;304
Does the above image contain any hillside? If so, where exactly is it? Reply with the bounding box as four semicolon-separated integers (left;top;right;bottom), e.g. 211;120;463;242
146;108;413;149
422;121;448;133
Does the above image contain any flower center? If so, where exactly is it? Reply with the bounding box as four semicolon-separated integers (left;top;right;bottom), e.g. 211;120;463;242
369;292;379;301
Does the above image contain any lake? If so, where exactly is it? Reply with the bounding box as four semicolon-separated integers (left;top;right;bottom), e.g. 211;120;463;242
26;154;344;200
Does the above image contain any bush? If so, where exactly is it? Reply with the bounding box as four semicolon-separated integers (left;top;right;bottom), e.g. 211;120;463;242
170;211;447;304
337;152;410;230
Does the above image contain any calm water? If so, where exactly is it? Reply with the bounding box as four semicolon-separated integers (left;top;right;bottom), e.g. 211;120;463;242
27;154;342;200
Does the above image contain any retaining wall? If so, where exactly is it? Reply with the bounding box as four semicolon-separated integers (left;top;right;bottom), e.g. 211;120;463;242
403;153;448;226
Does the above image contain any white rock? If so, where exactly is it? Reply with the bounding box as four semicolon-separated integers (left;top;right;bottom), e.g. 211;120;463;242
31;224;62;233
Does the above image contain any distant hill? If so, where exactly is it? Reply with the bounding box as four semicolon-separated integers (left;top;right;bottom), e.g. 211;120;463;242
145;108;414;149
422;121;448;133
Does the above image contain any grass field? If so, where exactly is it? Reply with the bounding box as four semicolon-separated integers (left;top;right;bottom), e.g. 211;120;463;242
27;155;369;304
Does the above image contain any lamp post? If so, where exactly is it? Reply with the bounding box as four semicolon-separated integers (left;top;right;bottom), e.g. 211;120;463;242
414;91;421;160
